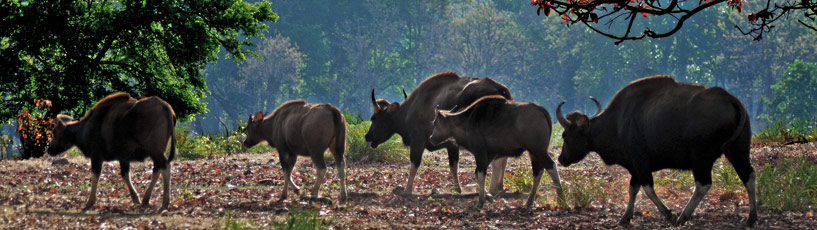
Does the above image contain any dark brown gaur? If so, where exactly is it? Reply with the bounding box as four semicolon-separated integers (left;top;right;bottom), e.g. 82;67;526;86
556;75;755;226
46;92;177;211
429;95;563;209
243;100;347;203
365;71;513;196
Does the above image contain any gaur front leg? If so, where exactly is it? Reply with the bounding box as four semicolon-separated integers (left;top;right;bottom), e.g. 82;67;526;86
619;178;640;226
642;183;676;223
488;157;508;196
475;169;487;209
119;161;141;205
279;152;299;201
83;159;103;211
401;142;425;195
675;182;712;226
445;145;463;193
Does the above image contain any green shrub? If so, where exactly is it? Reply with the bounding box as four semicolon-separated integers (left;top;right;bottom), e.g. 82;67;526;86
713;159;743;192
757;157;817;211
654;170;694;191
561;172;608;208
550;124;564;147
344;112;407;163
506;166;533;193
754;120;817;144
273;206;326;230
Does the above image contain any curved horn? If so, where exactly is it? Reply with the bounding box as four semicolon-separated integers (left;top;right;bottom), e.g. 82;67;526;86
371;88;380;111
402;89;408;100
556;101;570;128
589;96;602;118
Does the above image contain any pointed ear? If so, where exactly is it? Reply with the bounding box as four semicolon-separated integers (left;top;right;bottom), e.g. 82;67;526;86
387;102;399;112
254;111;264;121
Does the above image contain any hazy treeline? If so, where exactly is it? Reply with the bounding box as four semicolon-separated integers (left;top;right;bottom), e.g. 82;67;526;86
192;0;817;134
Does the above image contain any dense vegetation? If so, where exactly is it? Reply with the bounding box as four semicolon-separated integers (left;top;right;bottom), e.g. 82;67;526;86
195;0;817;136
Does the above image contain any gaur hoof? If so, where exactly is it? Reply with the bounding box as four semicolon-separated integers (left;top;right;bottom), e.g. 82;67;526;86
674;215;689;226
474;201;485;209
618;215;632;226
664;211;677;223
746;215;757;227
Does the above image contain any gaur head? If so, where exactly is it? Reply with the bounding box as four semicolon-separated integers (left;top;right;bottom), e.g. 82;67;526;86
556;97;602;167
365;89;402;148
243;111;266;148
46;115;76;156
428;109;456;146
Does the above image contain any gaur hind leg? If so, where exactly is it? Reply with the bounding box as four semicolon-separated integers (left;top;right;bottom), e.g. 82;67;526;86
307;146;328;199
119;161;141;205
330;144;348;202
725;145;757;226
675;166;714;226
159;161;171;211
524;152;546;209
83;159;103;211
539;153;564;207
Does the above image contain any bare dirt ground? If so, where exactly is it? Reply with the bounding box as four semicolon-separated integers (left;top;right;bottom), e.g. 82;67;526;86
1;143;816;229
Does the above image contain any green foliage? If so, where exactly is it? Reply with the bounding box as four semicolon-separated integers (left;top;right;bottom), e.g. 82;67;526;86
222;210;257;230
654;170;695;191
175;125;269;160
561;173;608;208
761;60;817;125
0;134;12;158
713;159;743;192
754;120;817;143
344;112;407;163
273;206;326;230
0;0;278;122
757;157;817;211
506;167;533;193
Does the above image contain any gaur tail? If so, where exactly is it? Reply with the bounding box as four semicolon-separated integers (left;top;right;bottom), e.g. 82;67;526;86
168;110;177;162
721;95;748;152
330;107;346;156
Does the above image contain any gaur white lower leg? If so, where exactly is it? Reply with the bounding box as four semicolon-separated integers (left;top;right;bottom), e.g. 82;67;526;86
488;158;507;195
675;182;712;226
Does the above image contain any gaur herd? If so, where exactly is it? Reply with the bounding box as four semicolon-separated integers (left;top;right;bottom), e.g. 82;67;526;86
45;72;757;226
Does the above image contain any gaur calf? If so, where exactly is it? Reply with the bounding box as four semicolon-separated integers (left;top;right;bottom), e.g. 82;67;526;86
429;95;564;208
47;92;176;211
366;71;513;196
243;100;348;202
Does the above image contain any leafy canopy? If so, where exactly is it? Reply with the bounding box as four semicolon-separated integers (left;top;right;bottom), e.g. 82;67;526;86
0;0;278;122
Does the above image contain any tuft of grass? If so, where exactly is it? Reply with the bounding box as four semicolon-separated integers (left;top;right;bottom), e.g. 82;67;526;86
757;157;817;211
222;210;257;230
273;206;326;230
506;166;533;193
344;112;407;163
561;172;608;208
713;159;744;192
175;125;273;160
654;170;694;191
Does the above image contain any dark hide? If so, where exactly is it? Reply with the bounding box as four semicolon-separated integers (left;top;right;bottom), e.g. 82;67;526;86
243;100;347;203
429;95;563;209
556;75;755;226
46;92;177;211
365;71;513;195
